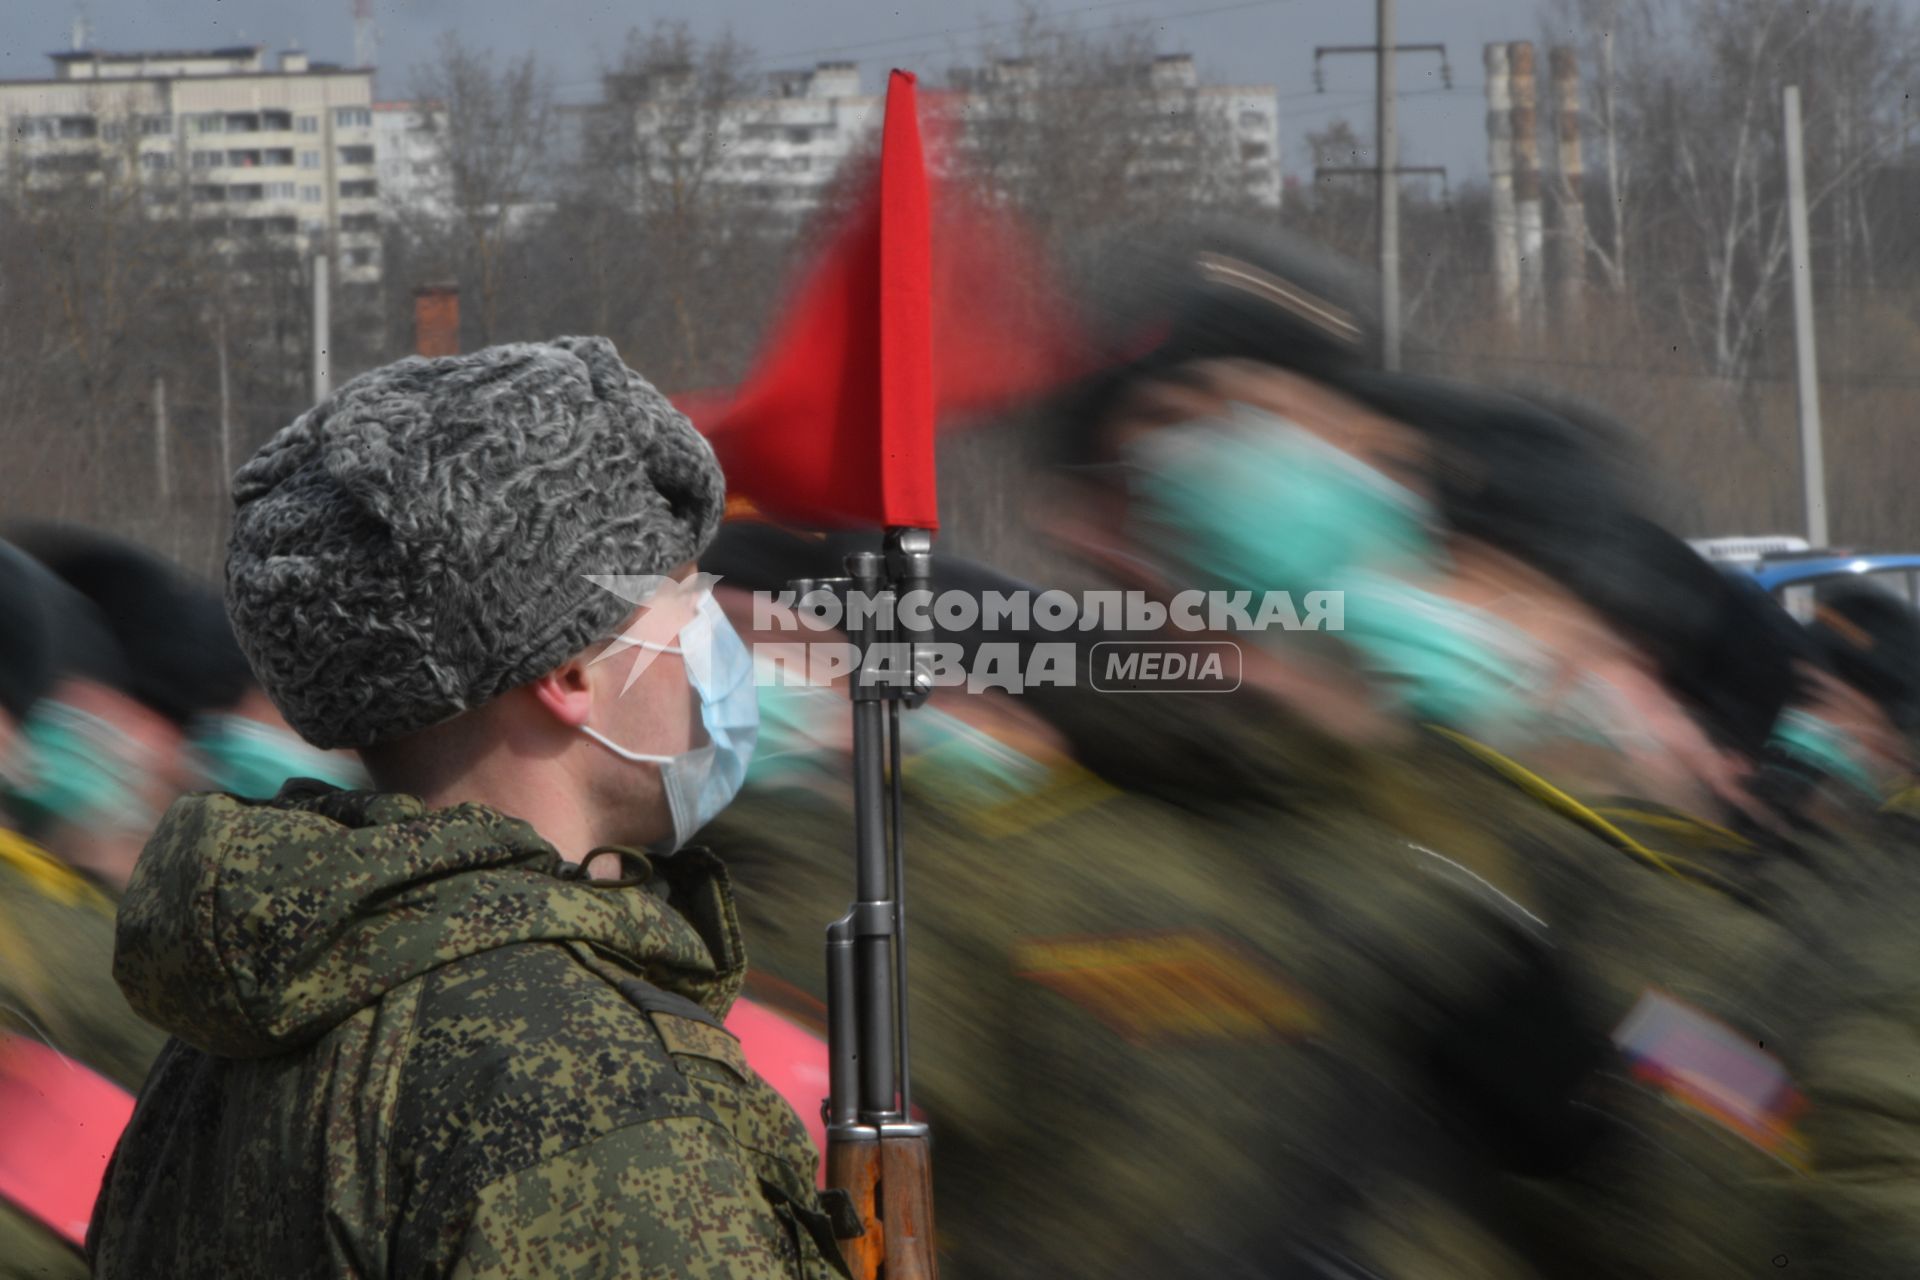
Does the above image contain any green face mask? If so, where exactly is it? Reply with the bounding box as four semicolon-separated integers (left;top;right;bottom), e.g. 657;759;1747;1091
746;663;1050;815
4;700;158;835
190;714;368;800
745;664;847;792
1340;573;1555;736
1123;408;1552;736
1123;404;1438;598
898;706;1051;814
1769;708;1882;800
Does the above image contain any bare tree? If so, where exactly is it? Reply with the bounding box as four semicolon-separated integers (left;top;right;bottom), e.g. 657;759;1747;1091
936;11;1257;255
0;122;312;573
562;23;786;386
1555;0;1920;382
410;36;555;345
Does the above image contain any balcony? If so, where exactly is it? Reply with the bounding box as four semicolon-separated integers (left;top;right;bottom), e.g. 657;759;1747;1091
27;152;103;175
234;215;299;236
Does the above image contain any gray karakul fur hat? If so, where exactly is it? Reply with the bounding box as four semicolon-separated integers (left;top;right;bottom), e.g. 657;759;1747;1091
227;336;725;749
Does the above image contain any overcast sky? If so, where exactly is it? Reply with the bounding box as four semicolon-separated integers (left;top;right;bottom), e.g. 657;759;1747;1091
1;0;1900;183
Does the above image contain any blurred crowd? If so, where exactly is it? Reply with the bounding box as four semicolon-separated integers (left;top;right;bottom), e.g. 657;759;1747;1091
7;219;1920;1279
707;223;1920;1278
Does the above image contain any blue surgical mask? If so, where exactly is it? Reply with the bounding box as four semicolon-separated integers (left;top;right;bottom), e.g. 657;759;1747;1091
190;714;369;800
1123;404;1438;598
581;595;759;853
1769;708;1881;800
4;699;158;836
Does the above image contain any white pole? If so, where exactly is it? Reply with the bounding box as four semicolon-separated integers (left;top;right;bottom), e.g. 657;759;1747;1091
153;375;171;501
1485;44;1521;326
217;312;233;490
1377;0;1399;370
1784;85;1828;547
312;253;333;402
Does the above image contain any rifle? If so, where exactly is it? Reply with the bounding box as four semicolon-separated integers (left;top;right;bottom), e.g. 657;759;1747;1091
796;526;939;1280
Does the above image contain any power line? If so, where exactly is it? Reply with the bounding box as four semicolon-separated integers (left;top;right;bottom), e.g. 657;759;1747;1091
1287;83;1474;121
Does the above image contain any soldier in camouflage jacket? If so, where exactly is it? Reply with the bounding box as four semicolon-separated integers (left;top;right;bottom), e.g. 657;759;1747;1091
89;338;844;1278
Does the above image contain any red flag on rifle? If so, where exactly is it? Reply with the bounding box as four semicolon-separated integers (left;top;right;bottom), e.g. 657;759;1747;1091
695;70;1087;530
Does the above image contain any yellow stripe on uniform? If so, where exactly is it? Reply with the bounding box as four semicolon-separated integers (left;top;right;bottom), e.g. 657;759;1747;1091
1427;727;1692;881
0;830;111;914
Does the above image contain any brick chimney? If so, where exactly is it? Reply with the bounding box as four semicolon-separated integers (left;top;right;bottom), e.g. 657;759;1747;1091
413;284;459;357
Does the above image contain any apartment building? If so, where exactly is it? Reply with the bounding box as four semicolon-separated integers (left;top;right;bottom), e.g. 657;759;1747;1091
373;99;446;223
949;54;1284;208
716;62;881;216
563;60;881;221
0;45;384;283
589;55;1281;218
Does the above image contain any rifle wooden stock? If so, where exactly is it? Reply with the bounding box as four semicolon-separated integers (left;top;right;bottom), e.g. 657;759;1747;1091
828;1130;939;1280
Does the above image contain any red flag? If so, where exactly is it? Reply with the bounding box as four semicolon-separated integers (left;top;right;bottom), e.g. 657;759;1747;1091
698;73;1091;530
705;71;936;530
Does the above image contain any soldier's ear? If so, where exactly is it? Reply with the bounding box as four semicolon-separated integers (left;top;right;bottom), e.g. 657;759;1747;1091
529;658;595;730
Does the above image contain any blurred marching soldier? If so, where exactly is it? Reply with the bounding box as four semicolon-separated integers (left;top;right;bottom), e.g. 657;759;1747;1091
1306;373;1887;1279
1738;583;1920;1278
1013;231;1919;1280
0;523;366;841
88;339;844;1279
0;543;165;1280
2;527;256;891
1752;582;1920;844
710;551;1585;1280
711;223;1625;1279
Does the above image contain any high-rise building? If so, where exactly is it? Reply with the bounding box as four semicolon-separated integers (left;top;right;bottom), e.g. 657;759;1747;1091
0;45;384;283
372;99;445;224
581;56;1282;218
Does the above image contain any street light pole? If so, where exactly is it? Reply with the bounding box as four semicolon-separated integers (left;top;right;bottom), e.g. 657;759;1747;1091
1377;0;1400;370
1784;85;1828;547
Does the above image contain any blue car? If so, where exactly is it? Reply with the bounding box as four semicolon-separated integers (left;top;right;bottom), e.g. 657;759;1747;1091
1749;553;1920;595
1734;552;1920;620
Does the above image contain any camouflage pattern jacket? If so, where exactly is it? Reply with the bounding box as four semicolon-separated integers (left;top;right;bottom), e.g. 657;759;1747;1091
87;786;846;1280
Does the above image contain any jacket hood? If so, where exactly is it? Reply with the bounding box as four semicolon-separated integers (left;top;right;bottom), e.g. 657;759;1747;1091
115;785;745;1057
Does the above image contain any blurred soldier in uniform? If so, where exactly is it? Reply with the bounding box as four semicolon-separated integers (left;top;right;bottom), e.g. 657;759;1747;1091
1752;582;1920;844
1309;374;1874;1279
1030;297;1825;1280
1739;583;1920;1277
88;339;845;1279
0;543;165;1280
3;527;253;891
711;223;1620;1280
187;675;369;801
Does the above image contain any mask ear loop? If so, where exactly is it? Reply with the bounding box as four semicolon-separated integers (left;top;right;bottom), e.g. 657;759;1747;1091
580;626;691;763
579;725;672;765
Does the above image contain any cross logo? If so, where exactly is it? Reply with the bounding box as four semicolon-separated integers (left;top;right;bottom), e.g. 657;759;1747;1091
583;572;724;694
